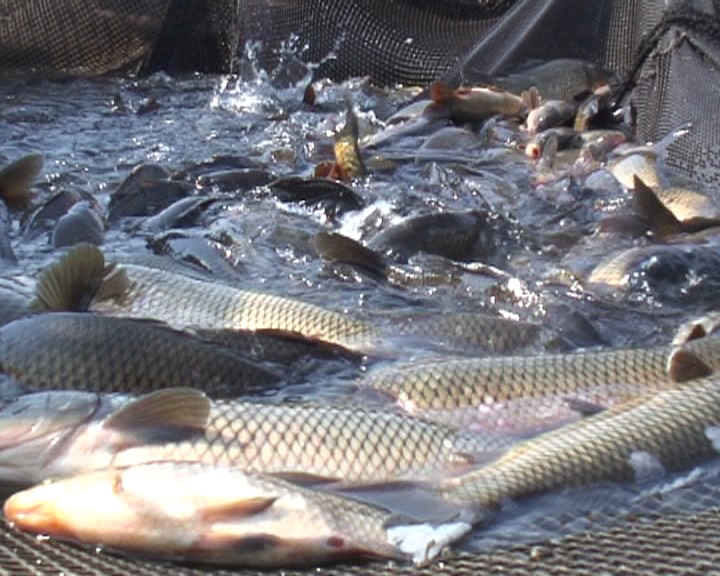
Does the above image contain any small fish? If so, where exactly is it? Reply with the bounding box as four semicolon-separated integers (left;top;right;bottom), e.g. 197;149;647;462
574;85;613;131
108;164;189;222
268;176;364;219
51;201;105;248
359;336;720;433
631;176;683;238
606;125;691;191
430;83;526;124
442;375;720;511
524;127;579;160
0;153;43;210
4;461;470;566
331;107;366;180
526;100;576;135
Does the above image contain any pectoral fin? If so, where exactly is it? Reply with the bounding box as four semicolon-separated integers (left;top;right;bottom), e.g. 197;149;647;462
666;348;713;383
103;388;211;447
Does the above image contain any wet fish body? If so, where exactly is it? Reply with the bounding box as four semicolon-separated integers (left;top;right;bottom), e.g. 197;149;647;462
90;261;381;355
0;388;210;485
0;312;281;396
588;242;720;305
111;398;501;485
4;461;469;566
526;100;576;134
367;210;514;264
332;108;365;180
360;336;720;433
493;59;612;102
442;376;720;510
431;83;525;124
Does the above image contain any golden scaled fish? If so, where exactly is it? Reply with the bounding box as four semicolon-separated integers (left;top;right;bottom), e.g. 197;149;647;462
0;312;281;397
441;375;720;510
34;243;383;356
430;83;526;124
332;107;366;180
4;461;471;566
359;336;720;434
111;398;503;485
0;387;499;486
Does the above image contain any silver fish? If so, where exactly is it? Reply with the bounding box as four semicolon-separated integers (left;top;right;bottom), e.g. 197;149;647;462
0;388;210;485
4;461;471;566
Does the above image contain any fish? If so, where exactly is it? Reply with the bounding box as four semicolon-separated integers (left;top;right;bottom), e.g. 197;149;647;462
524;127;579;160
108;164;190;222
525;99;576;135
0;153;43;210
268;176;364;219
606;125;691;191
441;375;720;512
4;461;470;566
0;312;282;396
430;83;526;124
493;59;613;102
51;201;105;248
110;398;503;485
587;241;720;305
0;388;210;485
358;336;720;434
367;210;515;264
574;85;613;131
38;244;382;355
331;107;366;180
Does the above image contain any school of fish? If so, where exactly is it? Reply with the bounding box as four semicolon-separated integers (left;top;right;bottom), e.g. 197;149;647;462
2;57;720;570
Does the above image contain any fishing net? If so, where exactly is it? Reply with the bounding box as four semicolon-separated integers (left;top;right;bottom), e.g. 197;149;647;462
3;0;720;574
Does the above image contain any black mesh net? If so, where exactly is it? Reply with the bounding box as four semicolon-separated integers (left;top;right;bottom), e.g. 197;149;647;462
2;1;720;573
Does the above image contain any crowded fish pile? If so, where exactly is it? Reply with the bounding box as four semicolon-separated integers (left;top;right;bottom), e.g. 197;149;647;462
2;56;720;569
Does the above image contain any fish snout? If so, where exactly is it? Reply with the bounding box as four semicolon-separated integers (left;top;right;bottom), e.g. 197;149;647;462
4;487;67;537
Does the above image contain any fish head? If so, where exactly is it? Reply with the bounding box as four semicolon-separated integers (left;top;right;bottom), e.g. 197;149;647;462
3;467;194;554
0;391;107;483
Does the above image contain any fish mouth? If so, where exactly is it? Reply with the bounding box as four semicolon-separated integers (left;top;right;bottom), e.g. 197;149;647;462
4;490;67;538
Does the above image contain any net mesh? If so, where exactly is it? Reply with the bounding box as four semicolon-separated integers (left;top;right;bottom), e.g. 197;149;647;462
2;1;720;573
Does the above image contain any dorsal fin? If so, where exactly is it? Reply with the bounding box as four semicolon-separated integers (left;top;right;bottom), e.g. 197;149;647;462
633;175;681;238
103;388;211;448
314;232;388;281
0;153;43;210
105;388;210;433
31;243;105;312
667;348;713;383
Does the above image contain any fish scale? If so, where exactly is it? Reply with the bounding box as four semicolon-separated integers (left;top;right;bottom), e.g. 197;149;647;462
91;263;381;354
0;312;280;396
112;400;505;484
442;376;720;508
359;336;720;432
